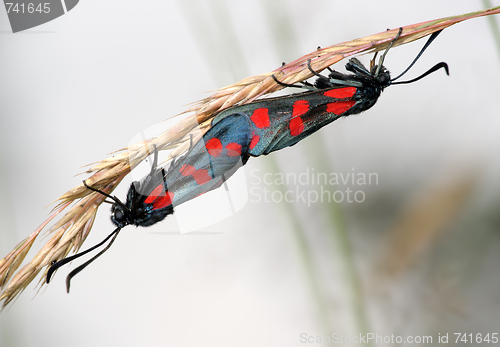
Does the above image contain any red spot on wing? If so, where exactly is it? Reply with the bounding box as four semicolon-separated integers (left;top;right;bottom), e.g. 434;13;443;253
153;191;174;209
180;164;196;176
180;164;211;185
326;100;356;115
225;142;242;156
144;184;165;204
191;169;211;185
289;117;304;137
251;108;270;129
323;87;357;99
205;138;223;157
249;134;259;150
292;100;310;117
144;184;174;210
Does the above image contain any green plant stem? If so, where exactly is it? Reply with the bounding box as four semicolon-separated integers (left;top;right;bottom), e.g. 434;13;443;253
303;137;370;340
483;0;500;62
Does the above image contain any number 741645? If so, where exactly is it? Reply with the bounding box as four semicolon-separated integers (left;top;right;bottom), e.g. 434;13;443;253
454;333;498;344
5;3;50;14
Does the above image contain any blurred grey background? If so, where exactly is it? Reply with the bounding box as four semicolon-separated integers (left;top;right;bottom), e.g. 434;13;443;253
1;1;500;346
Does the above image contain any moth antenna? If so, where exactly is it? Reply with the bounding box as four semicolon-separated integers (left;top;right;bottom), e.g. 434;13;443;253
64;228;121;293
390;62;449;85
46;227;121;285
390;30;444;82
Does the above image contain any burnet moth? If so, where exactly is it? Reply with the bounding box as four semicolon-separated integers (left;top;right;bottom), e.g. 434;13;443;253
46;147;173;292
47;28;449;292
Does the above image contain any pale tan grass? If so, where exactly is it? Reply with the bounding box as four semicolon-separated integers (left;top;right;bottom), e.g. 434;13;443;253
1;7;499;309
